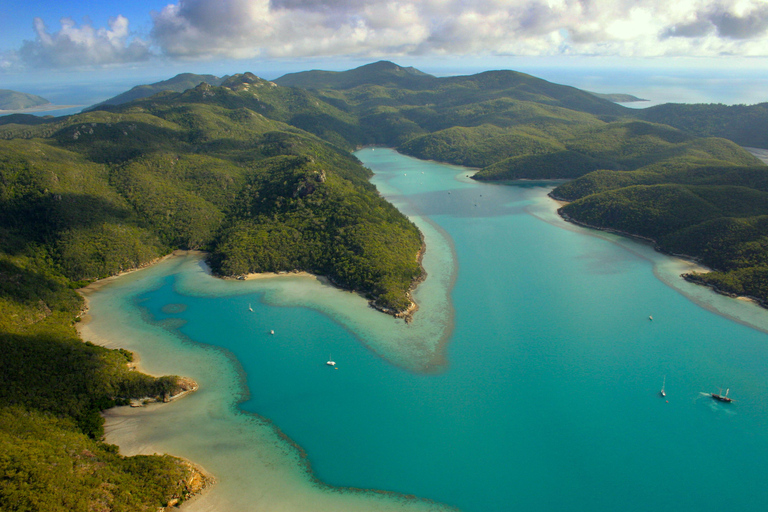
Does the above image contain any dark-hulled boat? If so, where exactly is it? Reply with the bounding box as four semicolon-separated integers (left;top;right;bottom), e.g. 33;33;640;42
711;388;733;403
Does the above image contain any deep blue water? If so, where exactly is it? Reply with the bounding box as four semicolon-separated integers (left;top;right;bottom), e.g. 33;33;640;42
138;149;768;512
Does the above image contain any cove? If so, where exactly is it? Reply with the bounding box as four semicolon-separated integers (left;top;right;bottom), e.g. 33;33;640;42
86;148;768;512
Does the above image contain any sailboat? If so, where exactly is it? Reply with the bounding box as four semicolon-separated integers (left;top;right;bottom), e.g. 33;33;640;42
326;354;336;366
711;388;734;403
660;376;666;398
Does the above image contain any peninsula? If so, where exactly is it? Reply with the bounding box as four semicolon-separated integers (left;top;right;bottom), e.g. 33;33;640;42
0;88;50;110
2;61;768;509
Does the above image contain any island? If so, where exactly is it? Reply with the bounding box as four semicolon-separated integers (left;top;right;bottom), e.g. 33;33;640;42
588;91;649;103
0;88;51;111
2;60;767;509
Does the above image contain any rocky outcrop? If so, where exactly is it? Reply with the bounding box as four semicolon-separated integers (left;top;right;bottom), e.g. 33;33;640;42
162;460;214;510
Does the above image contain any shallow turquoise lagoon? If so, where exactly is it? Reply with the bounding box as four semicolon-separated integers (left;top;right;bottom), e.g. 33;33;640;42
116;149;768;511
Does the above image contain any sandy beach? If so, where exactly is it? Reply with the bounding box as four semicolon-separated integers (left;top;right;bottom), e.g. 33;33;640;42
76;231;455;512
528;190;768;334
0;104;82;114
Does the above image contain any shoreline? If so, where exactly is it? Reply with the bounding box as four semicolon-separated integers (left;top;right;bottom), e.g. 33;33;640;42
77;251;215;506
81;245;427;323
682;273;768;310
78;250;207;373
74;149;459;511
63;149;768;512
553;204;768;307
81;251;456;512
525;187;768;338
547;194;768;321
0;104;82;114
76;231;447;511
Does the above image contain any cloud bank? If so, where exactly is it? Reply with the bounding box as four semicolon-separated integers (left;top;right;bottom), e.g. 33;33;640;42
11;16;150;68
150;0;768;59
5;0;768;70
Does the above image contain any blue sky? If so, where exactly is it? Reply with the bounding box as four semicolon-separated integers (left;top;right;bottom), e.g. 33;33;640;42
3;1;768;104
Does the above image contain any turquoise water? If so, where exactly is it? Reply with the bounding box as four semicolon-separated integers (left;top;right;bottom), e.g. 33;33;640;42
103;149;768;511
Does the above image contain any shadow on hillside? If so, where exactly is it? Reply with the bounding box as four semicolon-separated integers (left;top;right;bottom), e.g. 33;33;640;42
1;192;136;242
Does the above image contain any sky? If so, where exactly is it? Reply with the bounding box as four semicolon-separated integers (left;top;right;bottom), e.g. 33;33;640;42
2;0;768;105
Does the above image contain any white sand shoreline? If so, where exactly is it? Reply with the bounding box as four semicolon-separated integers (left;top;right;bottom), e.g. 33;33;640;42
80;260;456;512
0;104;82;114
528;190;768;335
76;232;455;512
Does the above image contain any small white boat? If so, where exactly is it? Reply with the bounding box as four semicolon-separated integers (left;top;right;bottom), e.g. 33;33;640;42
660;376;666;398
248;304;253;312
270;330;275;335
649;315;653;321
326;354;335;366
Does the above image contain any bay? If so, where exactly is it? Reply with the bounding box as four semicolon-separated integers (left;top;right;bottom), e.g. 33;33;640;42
88;148;768;512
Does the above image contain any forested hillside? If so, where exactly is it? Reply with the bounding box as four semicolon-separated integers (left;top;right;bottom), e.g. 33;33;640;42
0;245;206;509
274;61;768;307
88;72;227;109
275;62;768;307
0;67;426;509
0;75;424;312
3;60;768;508
636;102;768;149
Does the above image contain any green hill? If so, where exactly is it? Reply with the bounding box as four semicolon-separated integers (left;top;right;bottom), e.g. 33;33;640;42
588;92;648;103
472;120;761;182
88;73;227;109
4;61;768;508
636;102;768;149
400;123;566;168
0;245;207;509
274;60;435;90
0;89;50;110
273;61;628;166
0;69;429;508
2;76;423;312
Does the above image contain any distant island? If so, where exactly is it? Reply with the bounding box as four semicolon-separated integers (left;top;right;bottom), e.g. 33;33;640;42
0;88;50;110
2;60;768;510
87;72;228;110
588;91;649;103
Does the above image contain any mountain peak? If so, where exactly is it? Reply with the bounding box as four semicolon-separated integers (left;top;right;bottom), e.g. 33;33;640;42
358;61;430;77
222;73;276;93
274;61;434;89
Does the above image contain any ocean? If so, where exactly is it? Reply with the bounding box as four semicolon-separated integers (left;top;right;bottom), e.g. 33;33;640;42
86;148;768;512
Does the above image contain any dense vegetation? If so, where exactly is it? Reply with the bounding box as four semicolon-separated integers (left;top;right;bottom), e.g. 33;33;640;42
274;61;768;306
0;75;424;311
0;66;427;509
3;60;768;508
0;89;50;110
88;73;228;109
0;248;203;509
636;102;768;149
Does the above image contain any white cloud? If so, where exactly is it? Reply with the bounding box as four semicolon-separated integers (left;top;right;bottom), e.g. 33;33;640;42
147;0;768;61
11;15;150;69
5;0;768;71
